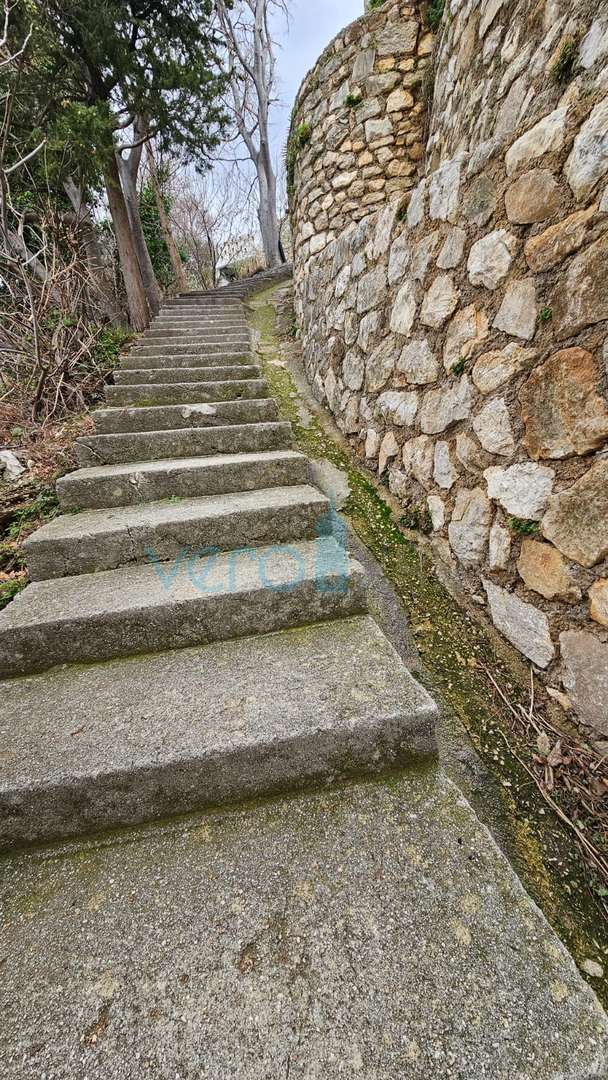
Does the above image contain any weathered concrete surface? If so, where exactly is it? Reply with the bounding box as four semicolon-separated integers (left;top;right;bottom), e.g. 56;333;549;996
105;379;268;407
24;485;328;579
125;346;252;362
0;616;437;847
113;365;262;384
0;540;367;677
1;771;606;1079
92;398;279;435
56;450;310;510
75;421;293;466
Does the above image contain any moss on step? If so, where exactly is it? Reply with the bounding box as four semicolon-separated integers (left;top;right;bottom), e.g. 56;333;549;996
246;283;608;1007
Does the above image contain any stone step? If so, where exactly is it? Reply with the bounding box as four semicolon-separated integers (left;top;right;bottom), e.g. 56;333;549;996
0;617;436;849
0;540;367;678
122;349;253;367
142;327;249;341
147;319;250;330
106;380;268;407
93;398;279;434
113;365;261;384
75;421;293;467
24;485;329;580
56;449;310;509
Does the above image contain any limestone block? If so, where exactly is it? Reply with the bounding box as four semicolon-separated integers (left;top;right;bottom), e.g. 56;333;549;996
402;434;434;485
358;311;380;351
541;460;608;567
427;494;445;530
484;462;555;519
552;232;608;340
492;278;537;340
519;347;608;459
365;118;393;141
420;274;459;329
397;338;439;384
472;398;515;456
334;265;351;299
379;430;400;474
504;169;561;223
352;47;376;82
483;579;555;668
589;579;608;627
407;179;426;228
419;375;473;434
456;431;494;473
463;174;497;227
505;107;569;174
364;336;399;397
479;0;506;39
433;441;458;489
429;156;464;223
388;233;411;285
560;631;608;736
448;487;492;568
472;343;537;394
342;395;360;434
343;350;365;392
412;231;441;281
517;538;581;601
376;21;419;57
309;233;328;255
443;305;489;371
365;428;381;459
386;89;414;112
357;265;387;314
489;522;511;570
377;390;419;427
525;205;595;273
437;227;467;270
467;230;517;289
390;279;418;335
565;98;608;201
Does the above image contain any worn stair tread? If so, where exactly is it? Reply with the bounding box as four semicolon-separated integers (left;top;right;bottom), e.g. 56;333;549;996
105;380;270;406
24;484;329;579
0;540;367;678
75;421;292;466
0;615;436;847
56;449;310;509
113;365;262;384
121;349;253;364
93;398;279;434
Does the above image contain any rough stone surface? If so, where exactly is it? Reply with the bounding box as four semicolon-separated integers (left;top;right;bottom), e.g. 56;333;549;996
505;107;569;175
433;441;458;489
565;97;608;201
443;305;489;371
428;156;463;223
437;226;467;269
485;462;555;520
552;233;608;340
505;169;561;224
427;493;445;530
365;338;398;392
541;461;608;567
390;279;418;335
472;398;515;456
492;278;537;340
420;274;459;329
464;174;497;227
489;522;511;570
524;205;596;273
378;430;400;474
517;538;581;601
483;578;555;667
472;343;537;394
519;347;608;459
397;338;439;384
419;376;472;434
560;631;608;736
589;579;608;627
377;390;418;427
467;230;517;289
403;434;434;485
448;487;491;568
456;431;493;474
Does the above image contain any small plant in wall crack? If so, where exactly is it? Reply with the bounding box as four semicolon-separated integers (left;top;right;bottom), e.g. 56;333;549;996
368;0;387;9
286;121;312;198
508;518;539;536
538;306;553;322
550;34;580;84
426;0;446;33
451;357;466;376
344;91;363;108
400;505;433;534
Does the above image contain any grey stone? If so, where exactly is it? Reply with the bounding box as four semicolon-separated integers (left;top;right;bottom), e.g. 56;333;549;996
420;274;459;329
376;390;418;427
378;430;400;474
429;156;465;223
106;379;268;407
376;19;418;56
448;487;492;567
472;398;515;456
541;460;608;568
343;349;365;391
472;343;538;394
420;375;473;434
427;493;445;530
388;232;411;285
552;232;608;340
456;431;494;473
390;279;418;335
579;20;608;68
564;97;608;201
402;434;434;485
463;174;497;227
505;107;569;174
489;521;511;570
357;265;387;314
467;230;518;289
483;579;555;668
352;47;376;82
407;178;426;228
93;399;278;435
485;462;555;520
560;630;608;737
365;337;398;392
308;459;351;508
75;422;293;468
437;226;467;269
397;338;439;384
412;230;441;281
0;450;25;482
492;278;537;340
357;311;380;351
433;441;458;489
443;305;490;372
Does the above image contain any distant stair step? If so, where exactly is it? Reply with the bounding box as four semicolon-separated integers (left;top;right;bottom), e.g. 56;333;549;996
75;421;293;466
0;540;367;677
105;380;270;407
24;484;329;579
92;398;279;434
113;365;262;384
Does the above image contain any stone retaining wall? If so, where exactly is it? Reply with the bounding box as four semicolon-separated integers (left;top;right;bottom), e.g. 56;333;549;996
290;0;608;742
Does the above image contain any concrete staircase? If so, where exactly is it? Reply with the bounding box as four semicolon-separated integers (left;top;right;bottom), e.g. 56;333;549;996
1;270;607;1078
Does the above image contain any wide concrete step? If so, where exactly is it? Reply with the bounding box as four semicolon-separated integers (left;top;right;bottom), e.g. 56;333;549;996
122;349;253;367
0;540;367;678
0;617;436;848
24;484;329;580
147;321;250;332
93;398;279;434
113;365;261;384
142;328;248;342
75;421;293;466
56;449;310;509
106;380;269;407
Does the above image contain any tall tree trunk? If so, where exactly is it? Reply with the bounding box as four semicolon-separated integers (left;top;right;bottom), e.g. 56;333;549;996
63;178;124;326
117;136;162;317
256;160;281;269
145;143;189;294
104;153;150;332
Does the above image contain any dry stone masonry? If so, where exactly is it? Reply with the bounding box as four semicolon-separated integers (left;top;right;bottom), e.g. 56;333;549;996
289;0;608;741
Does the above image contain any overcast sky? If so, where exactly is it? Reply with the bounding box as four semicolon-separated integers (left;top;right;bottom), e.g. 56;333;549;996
270;0;360;153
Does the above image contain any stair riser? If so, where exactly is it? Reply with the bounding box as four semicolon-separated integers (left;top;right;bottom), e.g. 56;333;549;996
57;453;310;510
105;381;269;406
93;399;279;434
124;348;252;362
75;422;293;467
114;366;261;384
0;572;367;678
26;499;328;580
142;329;249;341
